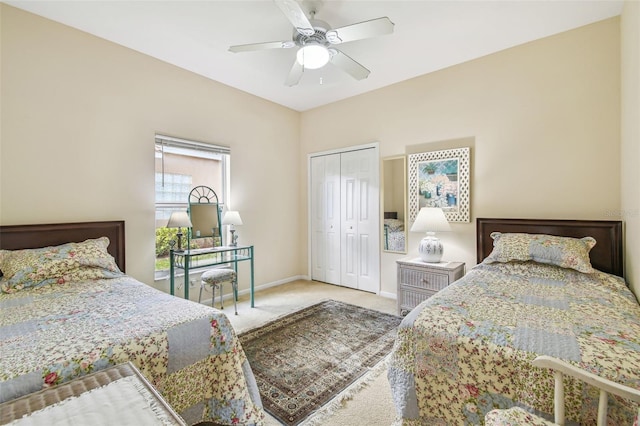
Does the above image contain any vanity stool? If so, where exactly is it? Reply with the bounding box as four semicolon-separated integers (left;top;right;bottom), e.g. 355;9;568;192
199;268;238;315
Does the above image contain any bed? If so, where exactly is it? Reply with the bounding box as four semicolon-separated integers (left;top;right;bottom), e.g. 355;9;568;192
0;221;265;425
384;212;406;252
388;218;640;425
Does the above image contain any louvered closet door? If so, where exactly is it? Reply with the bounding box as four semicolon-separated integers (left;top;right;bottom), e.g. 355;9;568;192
340;148;380;292
310;154;341;285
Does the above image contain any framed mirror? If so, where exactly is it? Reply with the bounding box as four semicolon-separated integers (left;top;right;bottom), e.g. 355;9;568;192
382;156;407;253
188;186;222;248
190;204;220;239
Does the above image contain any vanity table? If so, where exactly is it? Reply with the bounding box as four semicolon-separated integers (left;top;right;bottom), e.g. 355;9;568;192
169;186;255;307
169;245;255;307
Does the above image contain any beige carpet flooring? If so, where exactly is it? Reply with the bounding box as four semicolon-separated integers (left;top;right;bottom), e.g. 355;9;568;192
203;279;399;426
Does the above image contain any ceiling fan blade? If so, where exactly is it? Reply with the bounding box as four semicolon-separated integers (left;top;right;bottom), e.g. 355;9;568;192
229;41;295;53
274;0;315;37
326;17;394;44
285;59;304;86
330;49;370;80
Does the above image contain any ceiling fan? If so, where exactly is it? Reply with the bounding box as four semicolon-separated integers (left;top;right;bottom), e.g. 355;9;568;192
228;0;394;86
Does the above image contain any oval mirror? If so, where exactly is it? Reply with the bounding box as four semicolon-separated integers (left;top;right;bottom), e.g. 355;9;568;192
382;156;407;254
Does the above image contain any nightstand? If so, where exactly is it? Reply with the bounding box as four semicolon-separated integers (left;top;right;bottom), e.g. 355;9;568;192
396;258;465;316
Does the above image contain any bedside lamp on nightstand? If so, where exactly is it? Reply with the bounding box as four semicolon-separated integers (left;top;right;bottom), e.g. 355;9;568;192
410;207;451;263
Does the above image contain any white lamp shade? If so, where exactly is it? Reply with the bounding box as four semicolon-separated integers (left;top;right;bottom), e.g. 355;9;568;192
222;211;243;226
410;207;451;233
166;211;192;228
296;44;330;69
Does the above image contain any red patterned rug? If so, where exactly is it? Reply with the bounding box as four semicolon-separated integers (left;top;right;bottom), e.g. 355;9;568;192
238;300;402;426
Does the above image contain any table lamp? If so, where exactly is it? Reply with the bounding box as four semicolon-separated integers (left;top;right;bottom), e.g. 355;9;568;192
410;207;451;263
167;211;192;250
222;211;243;246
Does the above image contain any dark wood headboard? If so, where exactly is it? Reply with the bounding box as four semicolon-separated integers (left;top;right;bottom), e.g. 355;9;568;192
384;212;398;220
476;218;623;277
0;221;126;273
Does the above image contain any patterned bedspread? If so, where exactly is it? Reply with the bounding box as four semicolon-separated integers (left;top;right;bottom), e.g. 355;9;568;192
387;262;640;425
0;275;265;425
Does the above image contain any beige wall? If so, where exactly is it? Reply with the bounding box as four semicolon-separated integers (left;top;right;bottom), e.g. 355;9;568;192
2;5;637;301
621;0;640;299
299;18;623;298
0;5;302;295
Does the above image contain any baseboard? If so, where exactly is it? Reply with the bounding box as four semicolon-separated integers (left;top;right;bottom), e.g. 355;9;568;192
201;275;308;305
242;275;308;295
201;276;397;306
379;290;397;300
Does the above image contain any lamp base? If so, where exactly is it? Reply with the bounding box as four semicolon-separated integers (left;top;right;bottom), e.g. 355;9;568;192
229;229;238;247
418;235;444;263
176;229;184;251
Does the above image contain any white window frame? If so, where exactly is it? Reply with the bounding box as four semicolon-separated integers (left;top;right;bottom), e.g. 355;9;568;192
155;134;231;275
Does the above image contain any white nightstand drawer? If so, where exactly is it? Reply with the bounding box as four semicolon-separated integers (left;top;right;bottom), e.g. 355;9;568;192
400;288;436;315
399;269;449;292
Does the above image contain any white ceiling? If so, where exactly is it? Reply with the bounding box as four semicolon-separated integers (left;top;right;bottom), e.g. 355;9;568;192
7;0;623;111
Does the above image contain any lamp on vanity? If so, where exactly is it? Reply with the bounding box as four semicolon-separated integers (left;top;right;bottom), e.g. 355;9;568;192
410;207;451;263
167;211;192;251
222;211;243;246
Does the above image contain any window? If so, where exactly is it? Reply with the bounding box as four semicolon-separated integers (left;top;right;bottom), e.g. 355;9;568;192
155;135;230;275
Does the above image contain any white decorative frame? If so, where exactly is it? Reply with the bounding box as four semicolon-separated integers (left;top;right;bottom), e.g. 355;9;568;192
409;147;470;223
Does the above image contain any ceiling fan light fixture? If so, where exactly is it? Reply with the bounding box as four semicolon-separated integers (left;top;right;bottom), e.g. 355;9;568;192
296;44;330;69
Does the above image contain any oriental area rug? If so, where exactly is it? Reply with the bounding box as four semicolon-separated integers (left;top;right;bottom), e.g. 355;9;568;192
238;300;402;426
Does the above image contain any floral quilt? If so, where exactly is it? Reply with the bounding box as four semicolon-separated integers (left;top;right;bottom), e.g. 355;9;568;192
387;261;640;425
0;275;265;425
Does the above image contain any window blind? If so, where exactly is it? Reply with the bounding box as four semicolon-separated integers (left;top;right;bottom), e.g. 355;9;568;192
155;134;230;155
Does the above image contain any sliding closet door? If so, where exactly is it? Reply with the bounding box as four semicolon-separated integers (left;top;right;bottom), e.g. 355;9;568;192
340;148;380;293
310;146;379;293
310;154;341;285
341;153;358;289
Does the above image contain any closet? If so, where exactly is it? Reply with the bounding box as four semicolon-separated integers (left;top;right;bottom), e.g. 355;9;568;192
310;146;380;293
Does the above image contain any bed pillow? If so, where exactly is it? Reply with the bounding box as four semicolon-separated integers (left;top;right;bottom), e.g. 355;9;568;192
483;232;596;273
0;237;123;293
